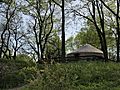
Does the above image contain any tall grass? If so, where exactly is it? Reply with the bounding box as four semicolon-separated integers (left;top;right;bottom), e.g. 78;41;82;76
22;61;120;90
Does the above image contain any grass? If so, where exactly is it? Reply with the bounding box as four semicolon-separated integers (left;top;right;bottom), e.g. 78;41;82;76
21;60;120;90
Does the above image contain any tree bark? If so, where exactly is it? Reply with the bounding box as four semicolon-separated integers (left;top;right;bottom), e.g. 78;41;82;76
116;0;120;62
92;0;108;60
62;0;65;59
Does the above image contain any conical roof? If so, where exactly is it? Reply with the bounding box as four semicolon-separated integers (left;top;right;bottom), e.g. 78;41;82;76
72;44;103;54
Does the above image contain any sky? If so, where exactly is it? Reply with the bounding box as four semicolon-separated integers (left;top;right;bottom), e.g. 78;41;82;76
65;16;85;40
65;0;85;40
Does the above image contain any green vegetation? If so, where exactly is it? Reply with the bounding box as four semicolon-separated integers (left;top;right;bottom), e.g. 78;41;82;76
1;58;120;90
0;55;38;89
20;61;120;90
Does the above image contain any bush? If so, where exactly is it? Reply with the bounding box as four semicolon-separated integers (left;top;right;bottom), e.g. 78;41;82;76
0;58;38;89
23;61;120;90
15;54;36;68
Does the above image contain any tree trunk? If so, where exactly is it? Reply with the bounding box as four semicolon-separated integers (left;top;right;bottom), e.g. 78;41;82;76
100;0;120;61
95;0;108;60
116;0;120;62
102;36;108;60
61;0;65;60
13;51;17;60
0;48;2;58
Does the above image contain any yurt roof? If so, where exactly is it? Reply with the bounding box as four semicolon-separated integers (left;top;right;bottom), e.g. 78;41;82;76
70;44;103;54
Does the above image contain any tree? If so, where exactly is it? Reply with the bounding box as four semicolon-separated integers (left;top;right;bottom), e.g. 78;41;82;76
52;0;66;59
70;0;108;60
10;15;25;59
0;0;18;58
25;0;55;63
74;23;100;49
45;30;61;59
95;0;108;60
66;36;75;53
116;0;120;61
100;0;120;61
99;0;120;61
62;0;65;59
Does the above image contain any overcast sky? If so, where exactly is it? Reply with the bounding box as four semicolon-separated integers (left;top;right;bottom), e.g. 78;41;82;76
65;0;85;40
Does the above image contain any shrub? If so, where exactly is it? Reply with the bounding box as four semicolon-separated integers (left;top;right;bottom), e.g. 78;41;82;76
23;61;120;90
0;58;37;89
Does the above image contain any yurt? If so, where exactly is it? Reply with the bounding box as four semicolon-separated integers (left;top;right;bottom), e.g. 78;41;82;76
67;44;104;59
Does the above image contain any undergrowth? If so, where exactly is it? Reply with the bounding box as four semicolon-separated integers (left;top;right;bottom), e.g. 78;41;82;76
22;61;120;90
